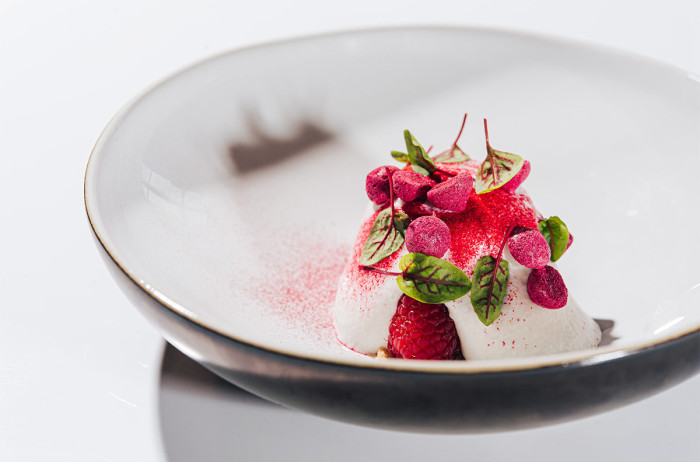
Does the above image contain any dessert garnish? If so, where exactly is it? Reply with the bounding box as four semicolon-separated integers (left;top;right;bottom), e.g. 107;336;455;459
474;119;525;194
405;216;451;258
391;130;437;176
507;227;551;268
334;114;600;360
538;216;570;262
470;223;515;326
363;252;471;304
360;118;576;322
359;208;410;266
501;159;531;193
393;170;435;201
365;165;399;205
426;173;472;211
431;113;471;163
527;266;568;309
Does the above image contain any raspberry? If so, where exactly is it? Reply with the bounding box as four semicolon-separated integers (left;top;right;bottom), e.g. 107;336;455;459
393;170;435;202
502;159;531;193
426;173;473;211
365;165;399;204
387;295;460;360
405;216;451;258
527;266;568;309
507;229;550;269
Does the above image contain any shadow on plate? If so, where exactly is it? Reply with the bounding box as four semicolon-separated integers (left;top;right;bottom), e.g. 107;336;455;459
226;115;334;174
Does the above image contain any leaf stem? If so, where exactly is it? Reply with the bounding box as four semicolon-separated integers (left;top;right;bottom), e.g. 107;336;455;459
388;167;395;219
483;221;517;320
483;118;499;185
360;265;468;287
360;266;402;277
496;221;517;262
453;113;468;148
366;176;398;263
483;118;491;149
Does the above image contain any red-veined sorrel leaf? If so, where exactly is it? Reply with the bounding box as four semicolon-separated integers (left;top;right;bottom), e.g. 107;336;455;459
391;150;409;163
475;119;524;194
359;209;410;266
404;130;436;176
432;145;470;163
538;216;570;262
396;253;471;304
469;221;516;326
432;113;471;163
470;255;509;326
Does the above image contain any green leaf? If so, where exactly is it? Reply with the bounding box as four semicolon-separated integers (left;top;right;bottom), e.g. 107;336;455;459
391;150;409;163
474;147;524;194
475;121;524;194
403;130;436;176
470;255;510;326
396;253;471;304
360;209;410;266
538;216;570;262
432;145;470;163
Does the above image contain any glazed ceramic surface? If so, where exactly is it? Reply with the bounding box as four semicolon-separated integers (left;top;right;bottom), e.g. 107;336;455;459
85;27;700;431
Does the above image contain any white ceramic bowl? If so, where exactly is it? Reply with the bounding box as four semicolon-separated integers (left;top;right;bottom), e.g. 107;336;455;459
85;27;700;432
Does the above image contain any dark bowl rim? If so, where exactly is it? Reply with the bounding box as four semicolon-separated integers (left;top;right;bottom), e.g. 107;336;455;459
83;25;700;375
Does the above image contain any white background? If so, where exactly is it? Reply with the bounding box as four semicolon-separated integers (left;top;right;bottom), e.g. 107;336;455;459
1;1;699;461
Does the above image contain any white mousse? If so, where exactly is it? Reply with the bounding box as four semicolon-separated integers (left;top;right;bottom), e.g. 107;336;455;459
332;197;601;360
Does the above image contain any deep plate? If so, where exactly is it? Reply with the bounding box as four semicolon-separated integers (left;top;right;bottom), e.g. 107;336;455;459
85;27;700;432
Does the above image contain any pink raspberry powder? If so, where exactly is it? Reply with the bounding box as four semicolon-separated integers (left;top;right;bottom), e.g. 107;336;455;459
427;173;473;211
502;159;531;193
527;266;568;309
393;170;435;202
507;229;550;269
365;165;399;204
405;216;451;258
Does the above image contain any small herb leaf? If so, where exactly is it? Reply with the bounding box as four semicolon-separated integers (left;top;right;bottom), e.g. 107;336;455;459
433;113;471;163
470;255;510;326
391;150;409;163
396;253;471;304
404;130;436;176
475;120;524;194
360;209;410;266
433;145;470;163
538;216;570;262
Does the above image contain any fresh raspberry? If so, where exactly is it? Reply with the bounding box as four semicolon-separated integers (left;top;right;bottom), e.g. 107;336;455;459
426;173;473;211
365;165;399;204
393;170;435;202
507;229;550;269
387;295;460;360
405;216;451;258
527;266;568;309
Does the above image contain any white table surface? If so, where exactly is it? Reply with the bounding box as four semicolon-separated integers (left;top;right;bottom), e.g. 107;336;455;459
1;1;699;460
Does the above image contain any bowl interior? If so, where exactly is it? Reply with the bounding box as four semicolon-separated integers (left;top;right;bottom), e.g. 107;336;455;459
86;28;700;369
